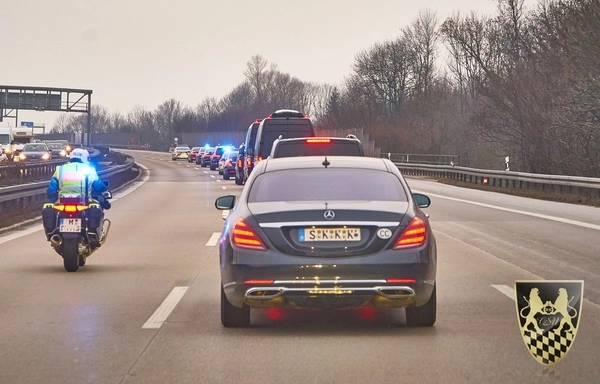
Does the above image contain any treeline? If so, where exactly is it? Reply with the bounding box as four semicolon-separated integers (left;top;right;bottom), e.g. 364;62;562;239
52;0;599;176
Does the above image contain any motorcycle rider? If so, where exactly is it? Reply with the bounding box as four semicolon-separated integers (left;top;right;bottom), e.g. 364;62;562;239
43;148;110;243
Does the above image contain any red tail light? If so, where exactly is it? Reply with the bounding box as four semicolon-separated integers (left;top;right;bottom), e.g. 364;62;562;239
393;217;427;249
232;220;266;250
237;159;242;167
226;160;233;167
54;204;87;212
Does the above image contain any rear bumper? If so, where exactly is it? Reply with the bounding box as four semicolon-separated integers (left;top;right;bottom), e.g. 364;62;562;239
222;263;435;309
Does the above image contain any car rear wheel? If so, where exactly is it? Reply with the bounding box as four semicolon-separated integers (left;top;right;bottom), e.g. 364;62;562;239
221;285;250;327
405;284;436;327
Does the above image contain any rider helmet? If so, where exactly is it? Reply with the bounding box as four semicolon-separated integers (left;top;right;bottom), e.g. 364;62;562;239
70;148;90;164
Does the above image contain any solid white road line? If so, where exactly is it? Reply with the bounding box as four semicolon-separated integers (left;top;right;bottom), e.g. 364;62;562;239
425;192;600;231
142;286;189;329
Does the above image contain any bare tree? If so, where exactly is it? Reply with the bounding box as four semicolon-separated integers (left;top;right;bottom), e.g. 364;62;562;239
403;9;439;97
155;99;183;145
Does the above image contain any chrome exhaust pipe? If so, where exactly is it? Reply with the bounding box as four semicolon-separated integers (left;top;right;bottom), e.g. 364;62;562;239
376;286;415;299
50;235;63;247
99;219;111;244
245;287;285;300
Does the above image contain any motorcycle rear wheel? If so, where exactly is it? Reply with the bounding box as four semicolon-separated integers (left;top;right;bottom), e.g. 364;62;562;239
63;238;80;272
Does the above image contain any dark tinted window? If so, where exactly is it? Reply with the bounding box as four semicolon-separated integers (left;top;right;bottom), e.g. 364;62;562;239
245;123;260;156
257;120;314;159
248;169;407;202
273;141;363;157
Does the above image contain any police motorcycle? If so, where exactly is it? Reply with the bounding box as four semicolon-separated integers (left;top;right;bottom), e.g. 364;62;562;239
42;180;112;272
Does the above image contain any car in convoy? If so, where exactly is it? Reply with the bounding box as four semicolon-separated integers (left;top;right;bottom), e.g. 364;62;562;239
200;146;215;167
221;151;239;180
210;145;233;171
269;135;365;158
188;146;201;163
195;147;207;165
249;110;315;169
171;146;191;161
239;119;261;185
45;142;68;158
214;156;437;327
18;143;52;162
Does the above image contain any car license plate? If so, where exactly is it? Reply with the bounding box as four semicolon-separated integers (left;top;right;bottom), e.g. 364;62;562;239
299;228;361;241
60;218;81;233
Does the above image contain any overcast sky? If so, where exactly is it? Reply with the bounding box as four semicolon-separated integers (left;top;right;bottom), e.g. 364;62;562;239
2;0;528;129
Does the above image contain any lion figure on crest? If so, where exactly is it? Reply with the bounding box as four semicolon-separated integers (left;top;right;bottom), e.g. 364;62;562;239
521;288;544;333
554;288;576;333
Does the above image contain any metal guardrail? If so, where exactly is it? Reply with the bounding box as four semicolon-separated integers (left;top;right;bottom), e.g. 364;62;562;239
396;163;600;200
0;156;136;214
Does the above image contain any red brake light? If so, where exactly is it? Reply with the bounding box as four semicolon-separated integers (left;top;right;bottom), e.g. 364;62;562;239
393;217;427;249
243;279;275;285
232;220;266;250
306;138;331;144
237;159;242;167
386;278;417;284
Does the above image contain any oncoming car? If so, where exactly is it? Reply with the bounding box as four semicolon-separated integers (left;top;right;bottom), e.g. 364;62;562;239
214;156;437;327
18;143;52;162
45;142;68;158
172;146;191;161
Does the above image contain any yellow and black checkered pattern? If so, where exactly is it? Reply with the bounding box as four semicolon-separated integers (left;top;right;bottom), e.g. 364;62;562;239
523;328;574;365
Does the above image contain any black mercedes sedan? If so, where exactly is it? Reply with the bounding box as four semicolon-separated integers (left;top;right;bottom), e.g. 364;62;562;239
215;156;437;327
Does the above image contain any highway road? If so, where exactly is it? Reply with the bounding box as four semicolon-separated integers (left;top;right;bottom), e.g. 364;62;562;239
1;150;599;383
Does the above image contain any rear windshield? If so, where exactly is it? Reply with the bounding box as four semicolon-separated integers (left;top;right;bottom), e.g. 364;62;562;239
248;169;407;202
273;141;363;157
258;120;314;158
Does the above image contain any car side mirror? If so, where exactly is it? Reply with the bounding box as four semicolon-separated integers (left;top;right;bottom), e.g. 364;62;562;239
215;195;235;210
412;193;431;208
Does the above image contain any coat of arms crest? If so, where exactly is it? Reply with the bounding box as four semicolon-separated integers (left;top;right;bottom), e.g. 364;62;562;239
515;280;584;365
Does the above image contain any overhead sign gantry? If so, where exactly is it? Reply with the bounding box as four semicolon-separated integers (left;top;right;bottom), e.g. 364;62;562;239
0;85;93;144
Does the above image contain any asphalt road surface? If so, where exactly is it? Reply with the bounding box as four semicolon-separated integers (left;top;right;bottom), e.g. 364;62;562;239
1;150;599;384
